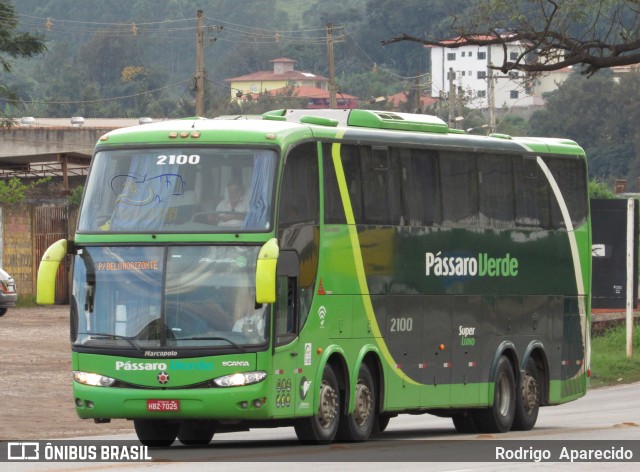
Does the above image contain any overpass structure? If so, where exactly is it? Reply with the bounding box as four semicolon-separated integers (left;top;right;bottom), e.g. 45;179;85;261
0;118;146;191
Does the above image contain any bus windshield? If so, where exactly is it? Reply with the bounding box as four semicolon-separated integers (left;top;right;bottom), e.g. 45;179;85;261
71;245;267;350
77;148;277;233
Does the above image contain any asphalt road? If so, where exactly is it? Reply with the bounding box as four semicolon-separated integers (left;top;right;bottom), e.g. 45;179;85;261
6;381;640;471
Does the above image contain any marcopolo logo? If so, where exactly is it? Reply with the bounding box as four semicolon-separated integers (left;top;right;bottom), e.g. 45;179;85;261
425;251;519;278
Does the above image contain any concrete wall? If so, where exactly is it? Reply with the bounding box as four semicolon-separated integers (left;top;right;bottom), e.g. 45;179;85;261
0;204;35;296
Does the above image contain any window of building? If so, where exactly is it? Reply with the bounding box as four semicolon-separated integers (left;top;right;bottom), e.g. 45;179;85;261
461;51;466;57
478;51;487;60
477;71;487;79
509;51;518;61
510;90;519;99
477;90;486;98
447;52;456;61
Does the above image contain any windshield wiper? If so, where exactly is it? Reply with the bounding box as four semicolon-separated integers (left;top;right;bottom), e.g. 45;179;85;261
77;332;142;351
176;336;246;352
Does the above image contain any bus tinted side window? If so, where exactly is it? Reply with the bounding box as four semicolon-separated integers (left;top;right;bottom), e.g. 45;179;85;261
323;143;347;225
478;154;515;228
396;147;441;227
360;146;403;225
514;156;553;229
544;157;588;229
440;151;479;227
336;144;365;223
326;144;441;227
278;142;319;227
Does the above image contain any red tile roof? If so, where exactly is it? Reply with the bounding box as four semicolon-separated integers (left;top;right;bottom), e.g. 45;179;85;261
387;92;439;108
247;85;357;100
225;70;328;82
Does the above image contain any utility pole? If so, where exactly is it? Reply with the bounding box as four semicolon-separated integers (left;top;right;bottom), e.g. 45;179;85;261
487;44;496;133
326;22;336;109
414;74;421;112
456;85;466;129
487;66;496;133
448;67;456;127
195;10;205;116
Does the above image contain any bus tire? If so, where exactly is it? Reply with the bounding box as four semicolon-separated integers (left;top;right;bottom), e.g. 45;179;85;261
452;411;478;434
337;363;376;441
133;419;179;447
294;364;340;444
512;357;540;431
473;356;516;433
177;420;216;445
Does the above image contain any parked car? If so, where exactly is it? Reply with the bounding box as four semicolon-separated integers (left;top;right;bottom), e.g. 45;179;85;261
0;268;17;316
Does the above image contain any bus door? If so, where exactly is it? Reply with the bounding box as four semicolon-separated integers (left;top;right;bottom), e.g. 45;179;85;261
420;296;453;407
269;250;301;417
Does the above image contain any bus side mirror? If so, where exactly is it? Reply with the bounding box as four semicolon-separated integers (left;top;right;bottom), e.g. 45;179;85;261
256;238;279;304
37;239;68;305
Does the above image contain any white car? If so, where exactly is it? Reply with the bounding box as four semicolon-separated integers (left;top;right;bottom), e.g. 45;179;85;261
0;268;17;317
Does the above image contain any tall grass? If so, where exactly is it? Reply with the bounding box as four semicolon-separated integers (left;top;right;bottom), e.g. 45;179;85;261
590;323;640;387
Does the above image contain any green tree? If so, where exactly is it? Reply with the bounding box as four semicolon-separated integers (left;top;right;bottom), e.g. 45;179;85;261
528;72;640;182
382;0;640;76
589;180;616;199
0;0;46;125
0;177;50;203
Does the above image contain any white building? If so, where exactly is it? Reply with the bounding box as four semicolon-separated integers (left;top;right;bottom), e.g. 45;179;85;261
429;36;570;112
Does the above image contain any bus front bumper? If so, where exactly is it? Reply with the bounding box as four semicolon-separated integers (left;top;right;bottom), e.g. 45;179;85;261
73;381;272;421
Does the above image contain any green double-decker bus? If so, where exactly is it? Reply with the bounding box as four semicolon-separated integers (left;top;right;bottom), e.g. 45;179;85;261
37;109;591;446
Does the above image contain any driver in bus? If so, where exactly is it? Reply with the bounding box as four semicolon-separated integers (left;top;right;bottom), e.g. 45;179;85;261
215;179;248;226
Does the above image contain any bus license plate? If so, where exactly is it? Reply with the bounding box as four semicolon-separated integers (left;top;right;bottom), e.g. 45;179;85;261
147;399;180;412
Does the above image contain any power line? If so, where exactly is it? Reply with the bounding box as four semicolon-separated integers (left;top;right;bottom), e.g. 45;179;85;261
6;12;343;44
0;79;193;106
343;31;430;83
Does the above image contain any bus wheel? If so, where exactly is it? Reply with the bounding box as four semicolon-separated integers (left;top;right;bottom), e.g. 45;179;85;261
133;419;179;447
337;363;376;441
294;364;340;444
473;356;516;433
452;411;477;434
177;420;216;445
512;358;540;431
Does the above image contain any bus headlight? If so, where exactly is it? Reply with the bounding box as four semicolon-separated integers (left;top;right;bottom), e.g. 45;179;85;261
214;371;267;387
73;371;116;387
